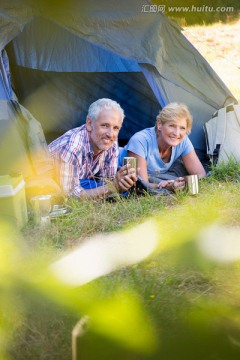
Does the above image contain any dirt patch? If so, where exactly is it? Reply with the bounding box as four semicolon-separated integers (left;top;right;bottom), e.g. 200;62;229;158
183;20;240;100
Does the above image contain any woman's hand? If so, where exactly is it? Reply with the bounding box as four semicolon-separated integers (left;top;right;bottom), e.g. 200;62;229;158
156;177;185;192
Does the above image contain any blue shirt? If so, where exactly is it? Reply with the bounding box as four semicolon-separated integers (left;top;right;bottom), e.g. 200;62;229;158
120;127;193;175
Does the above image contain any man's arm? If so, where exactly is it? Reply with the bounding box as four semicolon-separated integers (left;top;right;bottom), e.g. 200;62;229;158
58;158;84;197
77;164;137;200
77;182;116;200
59;159;113;200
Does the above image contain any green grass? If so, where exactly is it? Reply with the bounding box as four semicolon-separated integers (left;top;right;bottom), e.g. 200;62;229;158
208;157;240;182
22;192;171;250
5;161;240;360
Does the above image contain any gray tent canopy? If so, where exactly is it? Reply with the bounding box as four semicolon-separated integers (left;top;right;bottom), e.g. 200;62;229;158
0;0;236;178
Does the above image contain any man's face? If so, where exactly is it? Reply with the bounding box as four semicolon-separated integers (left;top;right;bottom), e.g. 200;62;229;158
86;109;122;155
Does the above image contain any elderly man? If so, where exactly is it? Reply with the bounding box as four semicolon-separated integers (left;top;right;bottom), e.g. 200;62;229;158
48;98;137;199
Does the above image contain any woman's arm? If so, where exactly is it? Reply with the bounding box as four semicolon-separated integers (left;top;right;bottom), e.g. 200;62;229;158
127;151;161;189
182;150;206;178
128;151;148;181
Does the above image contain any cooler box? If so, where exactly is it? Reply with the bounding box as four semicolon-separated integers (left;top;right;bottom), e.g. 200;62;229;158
0;174;28;228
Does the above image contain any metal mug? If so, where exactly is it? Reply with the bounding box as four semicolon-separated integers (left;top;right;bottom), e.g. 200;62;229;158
30;194;52;226
184;175;199;195
123;157;138;175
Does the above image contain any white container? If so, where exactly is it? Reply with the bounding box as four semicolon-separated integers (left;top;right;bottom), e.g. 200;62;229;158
0;174;28;228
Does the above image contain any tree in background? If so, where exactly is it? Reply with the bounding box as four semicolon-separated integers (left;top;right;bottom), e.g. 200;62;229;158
152;0;240;24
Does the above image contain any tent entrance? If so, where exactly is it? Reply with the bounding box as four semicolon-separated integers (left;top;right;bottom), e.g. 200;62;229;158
10;66;161;145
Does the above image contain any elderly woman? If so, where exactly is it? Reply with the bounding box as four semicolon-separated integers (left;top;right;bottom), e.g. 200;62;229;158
121;102;206;192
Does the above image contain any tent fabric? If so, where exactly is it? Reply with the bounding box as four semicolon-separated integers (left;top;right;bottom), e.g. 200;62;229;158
4;0;234;109
7;16;141;73
0;98;53;178
0;0;237;163
0;45;58;194
0;100;35;178
0;50;12;100
204;105;240;164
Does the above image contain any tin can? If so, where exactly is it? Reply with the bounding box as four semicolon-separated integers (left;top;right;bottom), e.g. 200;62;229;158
123;157;138;175
30;194;52;226
184;175;199;195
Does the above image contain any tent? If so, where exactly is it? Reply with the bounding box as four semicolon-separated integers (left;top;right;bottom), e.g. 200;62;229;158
0;0;237;182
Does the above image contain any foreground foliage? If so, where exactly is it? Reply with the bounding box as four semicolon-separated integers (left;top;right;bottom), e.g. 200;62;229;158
1;161;240;360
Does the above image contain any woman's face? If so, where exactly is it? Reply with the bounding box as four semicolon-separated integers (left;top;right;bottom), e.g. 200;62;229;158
157;117;187;147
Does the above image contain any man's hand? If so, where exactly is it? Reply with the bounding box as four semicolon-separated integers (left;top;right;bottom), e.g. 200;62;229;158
113;164;138;192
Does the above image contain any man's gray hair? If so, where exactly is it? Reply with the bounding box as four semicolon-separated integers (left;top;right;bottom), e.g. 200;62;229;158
87;98;125;123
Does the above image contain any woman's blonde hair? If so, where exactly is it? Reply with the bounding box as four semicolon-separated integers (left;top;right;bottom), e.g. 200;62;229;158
156;102;192;134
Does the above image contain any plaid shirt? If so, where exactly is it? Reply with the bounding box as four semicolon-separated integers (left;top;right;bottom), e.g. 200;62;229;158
48;125;119;197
